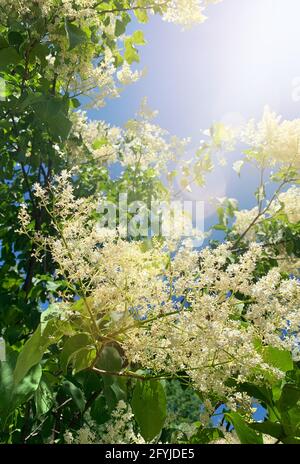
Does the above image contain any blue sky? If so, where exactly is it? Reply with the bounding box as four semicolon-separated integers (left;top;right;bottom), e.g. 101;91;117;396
89;0;300;228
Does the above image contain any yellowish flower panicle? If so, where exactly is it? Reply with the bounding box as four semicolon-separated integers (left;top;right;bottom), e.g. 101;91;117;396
19;177;300;407
240;106;300;171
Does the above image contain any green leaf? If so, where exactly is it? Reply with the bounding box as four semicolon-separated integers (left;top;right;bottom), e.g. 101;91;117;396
250;420;284;440
72;347;96;375
96;345;125;411
0;36;9;49
238;382;273;407
13;364;42;408
92;138;108;150
65;20;88;50
20;92;45;110
131;380;166;441
124;38;139;64
115;20;126;37
263;347;293;373
14;317;69;385
74;370;102;398
225;412;263;444
0;357;42;427
13;325;44;385
0;359;14;421
213;224;227;231
282;436;300;444
134;8;149;23
61;333;93;373
33;96;72;141
278;384;300;411
189;426;224;444
90;395;109;425
97;345;123;376
0;47;20;70
132;30;146;45
62;380;85;413
8;31;23;47
34;377;54;417
29;43;49;65
71;98;81;109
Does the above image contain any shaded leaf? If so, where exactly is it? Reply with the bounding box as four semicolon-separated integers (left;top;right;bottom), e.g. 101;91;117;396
131;380;166;441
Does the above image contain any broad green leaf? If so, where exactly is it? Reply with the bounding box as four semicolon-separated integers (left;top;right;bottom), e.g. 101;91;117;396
71;98;81;109
90;395;109;425
32;96;72;141
0;47;20;70
13;325;44;385
0;36;8;49
0;359;42;427
92;138;108;150
0;359;14;420
280;406;300;438
14;364;42;409
132;30;146;45
131;380;167;441
62;380;85;413
34;377;54;417
74;370;102;398
65;20;88;50
250;420;284;440
281;436;300;444
189;426;224;444
278;384;300;411
263;347;293;373
61;333;93;373
14;318;69;385
97;345;123;376
20;92;45;110
71;347;96;374
124;38;139;64
238;382;273;406
115;19;126;37
96;345;125;412
8;31;23;47
134;8;149;23
47;111;72;141
225;412;263;444
29;43;49;65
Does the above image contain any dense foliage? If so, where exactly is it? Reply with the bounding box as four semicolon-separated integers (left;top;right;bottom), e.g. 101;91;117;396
0;0;300;445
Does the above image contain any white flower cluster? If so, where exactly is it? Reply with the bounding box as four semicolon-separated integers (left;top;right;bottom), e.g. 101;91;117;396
162;0;223;28
19;180;300;405
232;186;300;243
67;111;121;164
121;100;189;172
277;186;300;224
67;99;190;176
0;0;222;26
117;62;144;86
233;207;260;242
97;401;145;444
123;243;300;399
64;401;145;444
240;107;300;170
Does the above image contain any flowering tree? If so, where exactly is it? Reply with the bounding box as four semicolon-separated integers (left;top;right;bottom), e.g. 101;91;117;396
0;0;300;445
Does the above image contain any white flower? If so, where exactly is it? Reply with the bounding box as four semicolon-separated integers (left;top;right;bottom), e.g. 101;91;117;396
163;0;223;28
45;53;55;66
277;186;300;224
117;62;143;85
233;207;260;242
240;106;300;169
